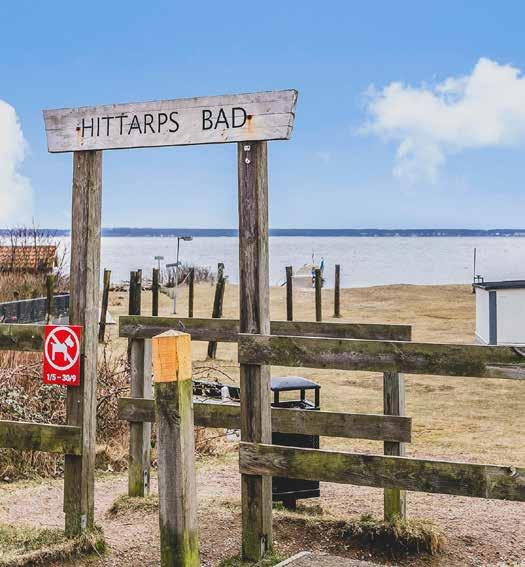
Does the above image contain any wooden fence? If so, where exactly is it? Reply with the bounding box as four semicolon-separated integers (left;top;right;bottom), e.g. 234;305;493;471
118;313;525;563
235;334;525;503
0;323;84;535
119;314;414;520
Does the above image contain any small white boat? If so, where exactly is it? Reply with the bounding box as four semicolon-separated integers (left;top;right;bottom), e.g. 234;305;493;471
292;258;324;290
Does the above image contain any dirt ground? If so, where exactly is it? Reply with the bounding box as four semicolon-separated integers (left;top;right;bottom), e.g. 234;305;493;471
1;283;524;565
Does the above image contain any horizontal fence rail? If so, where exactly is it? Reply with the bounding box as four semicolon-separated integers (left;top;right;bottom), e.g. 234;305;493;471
0;324;45;352
0;420;82;455
239;442;525;502
118;398;412;443
238;334;525;380
119;316;412;342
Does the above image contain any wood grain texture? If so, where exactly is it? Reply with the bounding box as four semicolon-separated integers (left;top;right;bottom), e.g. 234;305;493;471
98;269;111;343
128;269;152;497
383;372;406;520
285;266;293;321
315;269;322;322
333;265;341;318
0;420;81;455
152;268;160;317
0;324;44;351
43;90;298;152
238;141;272;560
207;263;225;359
239;442;525;502
152;331;192;382
187;268;194;318
118;398;412;442
64;150;102;536
119;316;413;342
155;332;199;566
128;338;152;497
238;334;525;380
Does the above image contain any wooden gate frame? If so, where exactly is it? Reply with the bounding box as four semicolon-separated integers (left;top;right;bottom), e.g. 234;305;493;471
43;89;298;557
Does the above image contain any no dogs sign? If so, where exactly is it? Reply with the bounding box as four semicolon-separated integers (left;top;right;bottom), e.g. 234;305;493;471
43;325;82;386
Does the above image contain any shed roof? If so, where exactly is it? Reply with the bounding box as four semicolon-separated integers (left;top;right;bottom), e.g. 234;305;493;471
474;280;525;291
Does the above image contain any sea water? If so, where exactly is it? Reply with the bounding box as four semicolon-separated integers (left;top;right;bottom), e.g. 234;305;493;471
56;236;525;288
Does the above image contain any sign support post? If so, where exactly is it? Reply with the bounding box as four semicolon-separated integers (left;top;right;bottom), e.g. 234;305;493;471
64;150;102;536
238;141;273;560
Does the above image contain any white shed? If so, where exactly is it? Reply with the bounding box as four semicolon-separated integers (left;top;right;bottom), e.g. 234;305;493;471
474;280;525;345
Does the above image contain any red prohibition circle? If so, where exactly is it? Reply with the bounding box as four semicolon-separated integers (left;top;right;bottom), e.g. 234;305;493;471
44;326;80;372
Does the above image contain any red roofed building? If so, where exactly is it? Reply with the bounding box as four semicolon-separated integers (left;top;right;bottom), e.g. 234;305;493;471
0;246;57;273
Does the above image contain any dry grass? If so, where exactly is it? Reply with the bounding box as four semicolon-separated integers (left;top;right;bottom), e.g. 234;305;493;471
107;281;524;467
273;508;445;558
106;494;159;518
217;550;286;567
0;342;129;480
0;523;105;566
0;272;52;304
341;513;446;555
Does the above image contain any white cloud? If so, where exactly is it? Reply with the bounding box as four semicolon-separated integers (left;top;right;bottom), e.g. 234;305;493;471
0;100;32;225
363;58;525;182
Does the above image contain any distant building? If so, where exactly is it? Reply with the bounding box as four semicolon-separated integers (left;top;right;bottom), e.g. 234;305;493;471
474;280;525;345
0;246;57;274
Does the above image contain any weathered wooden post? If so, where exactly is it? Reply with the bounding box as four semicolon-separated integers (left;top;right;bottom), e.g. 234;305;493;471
315;268;322;322
152;268;160;317
153;330;200;567
128;270;153;497
207;263;225;359
285;266;293;321
188;267;195;318
98;268;111;343
238;141;273;560
333;264;341;318
384;371;406;520
46;274;55;323
63;150;102;536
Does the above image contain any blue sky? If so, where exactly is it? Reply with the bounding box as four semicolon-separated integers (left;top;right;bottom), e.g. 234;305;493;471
2;1;525;229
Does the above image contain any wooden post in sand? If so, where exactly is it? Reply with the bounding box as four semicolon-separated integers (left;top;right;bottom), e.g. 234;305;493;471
152;268;160;317
315;268;322;322
207;263;225;359
128;270;153;497
98;268;111;343
188;267;195;318
153;330;200;567
383;371;406;520
285;266;293;321
238;141;273;560
64;150;102;536
333;264;341;318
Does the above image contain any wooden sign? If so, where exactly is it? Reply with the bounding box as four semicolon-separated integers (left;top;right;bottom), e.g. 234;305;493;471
43;90;298;152
43;325;82;386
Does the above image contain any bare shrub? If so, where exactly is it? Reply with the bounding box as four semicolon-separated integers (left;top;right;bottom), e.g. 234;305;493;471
0;341;129;480
164;263;215;287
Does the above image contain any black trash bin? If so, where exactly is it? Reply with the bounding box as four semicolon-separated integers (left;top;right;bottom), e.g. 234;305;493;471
271;376;321;510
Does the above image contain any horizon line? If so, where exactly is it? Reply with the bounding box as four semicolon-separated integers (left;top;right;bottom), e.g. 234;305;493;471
2;227;525;236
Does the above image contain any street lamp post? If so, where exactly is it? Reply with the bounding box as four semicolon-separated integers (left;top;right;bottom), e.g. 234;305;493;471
169;236;193;314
